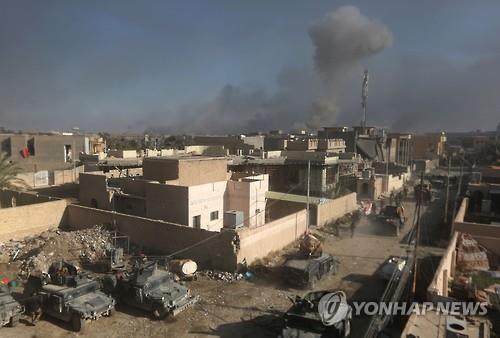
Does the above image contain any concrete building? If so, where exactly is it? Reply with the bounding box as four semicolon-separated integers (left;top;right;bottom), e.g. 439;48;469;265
143;156;229;185
79;156;269;231
386;133;412;165
230;147;359;199
225;173;268;228
318;126;387;162
411;132;447;160
192;135;259;155
0;132;105;171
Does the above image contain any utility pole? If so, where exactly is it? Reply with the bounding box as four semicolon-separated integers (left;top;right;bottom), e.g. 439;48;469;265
450;155;464;237
306;160;311;229
444;156;451;224
411;171;424;298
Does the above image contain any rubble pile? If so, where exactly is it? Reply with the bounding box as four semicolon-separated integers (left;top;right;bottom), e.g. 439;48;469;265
0;225;113;279
456;233;490;271
199;270;244;282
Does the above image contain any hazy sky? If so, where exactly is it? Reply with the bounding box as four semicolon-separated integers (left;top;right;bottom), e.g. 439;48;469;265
1;1;500;134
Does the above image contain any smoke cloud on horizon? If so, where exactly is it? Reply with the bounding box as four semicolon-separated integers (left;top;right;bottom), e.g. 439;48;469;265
1;3;500;135
149;6;394;134
307;6;393;129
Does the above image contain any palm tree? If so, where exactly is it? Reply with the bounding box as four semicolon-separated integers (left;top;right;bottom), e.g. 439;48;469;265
0;152;26;190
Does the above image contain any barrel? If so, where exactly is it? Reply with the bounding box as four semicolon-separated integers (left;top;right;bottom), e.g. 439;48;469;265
169;259;198;276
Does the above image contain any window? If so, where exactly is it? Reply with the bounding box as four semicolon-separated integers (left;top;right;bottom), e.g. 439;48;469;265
210;211;219;221
193;215;201;228
64;144;72;163
27;138;35;156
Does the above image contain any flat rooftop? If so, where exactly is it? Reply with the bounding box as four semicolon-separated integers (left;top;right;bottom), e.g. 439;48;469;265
144;155;225;161
402;309;490;338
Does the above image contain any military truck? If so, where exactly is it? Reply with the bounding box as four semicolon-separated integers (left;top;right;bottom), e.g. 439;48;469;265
282;254;339;289
0;284;23;328
33;261;116;332
281;290;352;338
103;261;198;319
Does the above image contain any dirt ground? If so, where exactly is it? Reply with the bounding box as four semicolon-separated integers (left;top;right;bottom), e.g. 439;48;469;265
1;192;446;338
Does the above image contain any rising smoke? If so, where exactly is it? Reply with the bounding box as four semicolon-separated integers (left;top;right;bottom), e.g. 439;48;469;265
307;6;393;128
154;6;394;134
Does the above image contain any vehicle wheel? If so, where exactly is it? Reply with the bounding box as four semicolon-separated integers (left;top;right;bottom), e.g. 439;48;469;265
9;314;19;327
71;314;85;332
152;304;167;320
108;308;116;317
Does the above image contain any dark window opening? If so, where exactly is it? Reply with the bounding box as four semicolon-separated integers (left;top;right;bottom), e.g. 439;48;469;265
27;138;35;156
210;211;219;221
193;215;201;228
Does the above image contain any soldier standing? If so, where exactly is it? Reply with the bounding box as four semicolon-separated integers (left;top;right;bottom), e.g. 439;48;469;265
26;297;42;325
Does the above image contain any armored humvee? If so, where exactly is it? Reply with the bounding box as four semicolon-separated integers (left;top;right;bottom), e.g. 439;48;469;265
103;261;198;319
281;290;352;338
0;284;23;328
282;254;339;289
33;261;115;332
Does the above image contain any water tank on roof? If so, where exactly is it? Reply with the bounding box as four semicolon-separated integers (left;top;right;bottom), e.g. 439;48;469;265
446;315;468;338
223;210;244;229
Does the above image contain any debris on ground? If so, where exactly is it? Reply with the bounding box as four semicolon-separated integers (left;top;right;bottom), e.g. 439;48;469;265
0;225;113;279
198;270;244;282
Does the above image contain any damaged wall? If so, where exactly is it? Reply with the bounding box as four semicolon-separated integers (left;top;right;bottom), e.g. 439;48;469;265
64;204;307;271
65;204;238;271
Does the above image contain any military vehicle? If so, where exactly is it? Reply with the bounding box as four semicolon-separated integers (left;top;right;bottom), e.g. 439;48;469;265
33;261;115;332
282;253;339;289
103;261;198;319
376;256;407;281
0;284;23;328
281;290;352;338
377;205;405;236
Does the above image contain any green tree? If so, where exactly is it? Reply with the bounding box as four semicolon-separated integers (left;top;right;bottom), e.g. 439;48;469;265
0;152;26;190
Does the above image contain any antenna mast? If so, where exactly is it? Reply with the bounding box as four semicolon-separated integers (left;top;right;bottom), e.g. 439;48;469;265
361;69;369;128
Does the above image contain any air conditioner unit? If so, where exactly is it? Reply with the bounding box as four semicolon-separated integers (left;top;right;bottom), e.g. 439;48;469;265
223;210;244;229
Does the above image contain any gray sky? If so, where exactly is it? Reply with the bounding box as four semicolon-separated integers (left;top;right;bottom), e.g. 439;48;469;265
1;1;499;134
